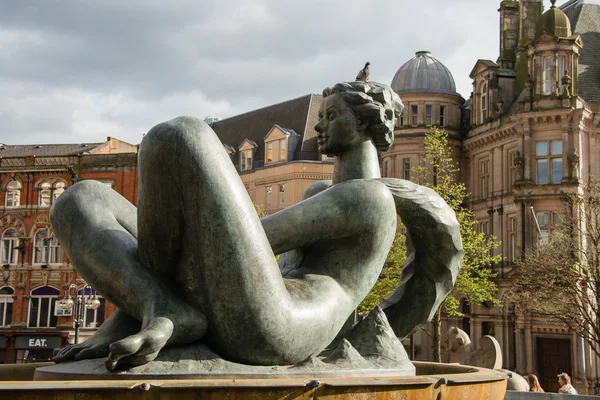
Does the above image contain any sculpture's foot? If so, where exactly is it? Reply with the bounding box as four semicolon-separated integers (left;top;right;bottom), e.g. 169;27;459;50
54;310;142;363
106;317;174;371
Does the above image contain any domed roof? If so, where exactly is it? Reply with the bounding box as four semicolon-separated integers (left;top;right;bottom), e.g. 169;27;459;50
537;0;572;38
391;51;459;96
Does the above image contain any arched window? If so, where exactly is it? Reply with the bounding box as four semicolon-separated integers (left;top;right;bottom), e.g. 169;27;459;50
1;228;19;266
33;229;62;265
53;181;66;202
480;83;488;123
28;286;59;328
38;181;52;207
5;180;21;207
0;287;13;327
77;287;106;329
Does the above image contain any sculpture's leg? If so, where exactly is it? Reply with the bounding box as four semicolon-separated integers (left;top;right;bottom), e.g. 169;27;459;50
50;180;208;369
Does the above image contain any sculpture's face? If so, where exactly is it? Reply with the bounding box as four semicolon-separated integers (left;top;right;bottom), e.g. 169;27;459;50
315;94;363;155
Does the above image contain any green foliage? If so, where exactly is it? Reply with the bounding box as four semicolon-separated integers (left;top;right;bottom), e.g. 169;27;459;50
358;230;407;314
413;128;501;316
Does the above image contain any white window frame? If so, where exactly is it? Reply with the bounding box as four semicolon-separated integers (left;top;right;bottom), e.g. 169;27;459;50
38;181;52;207
0;287;13;327
27;290;59;328
266;142;273;163
1;228;19;266
5;180;21;208
279;138;287;162
480;159;490;199
240;149;253;171
33;229;62;265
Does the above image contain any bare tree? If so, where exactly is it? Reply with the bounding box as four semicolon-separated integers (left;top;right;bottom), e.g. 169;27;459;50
507;179;600;358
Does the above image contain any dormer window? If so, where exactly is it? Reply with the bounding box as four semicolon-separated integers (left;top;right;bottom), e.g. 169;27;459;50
279;139;286;161
240;149;253;171
266;142;273;163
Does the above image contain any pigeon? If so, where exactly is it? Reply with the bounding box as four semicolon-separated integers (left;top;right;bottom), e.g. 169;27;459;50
356;62;370;82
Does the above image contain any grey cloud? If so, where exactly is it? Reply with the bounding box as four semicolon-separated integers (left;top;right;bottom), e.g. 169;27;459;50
0;0;545;145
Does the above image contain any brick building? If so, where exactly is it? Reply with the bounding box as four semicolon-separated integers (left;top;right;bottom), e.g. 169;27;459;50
0;137;137;363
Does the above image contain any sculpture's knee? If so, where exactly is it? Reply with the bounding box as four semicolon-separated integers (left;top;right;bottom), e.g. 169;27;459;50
50;180;104;234
141;116;212;157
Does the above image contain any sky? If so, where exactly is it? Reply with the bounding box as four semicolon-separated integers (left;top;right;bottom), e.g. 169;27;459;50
0;0;570;145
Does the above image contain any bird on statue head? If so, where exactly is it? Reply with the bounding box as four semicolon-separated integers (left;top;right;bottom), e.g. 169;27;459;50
355;62;370;82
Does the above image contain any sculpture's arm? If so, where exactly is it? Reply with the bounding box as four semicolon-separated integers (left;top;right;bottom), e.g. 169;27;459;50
261;179;391;256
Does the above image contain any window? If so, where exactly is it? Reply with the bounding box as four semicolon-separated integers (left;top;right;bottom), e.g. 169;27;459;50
543;57;552;94
425;105;432;126
33;229;62;265
403;158;411;181
240;149;253;171
38;181;52;207
508;150;518;191
482;321;496;336
480;83;488;122
28;286;59;328
278;184;285;207
440;106;446;127
536;211;562;244
480;159;490;199
5;180;21;207
1;228;18;266
479;221;490;235
265;186;272;209
557;55;566;94
399;112;404;127
266;142;273;163
78;288;105;329
536;140;562;184
279;139;287;161
38;180;66;207
53;181;66;202
411;105;418;126
509;217;517;263
0;287;13;327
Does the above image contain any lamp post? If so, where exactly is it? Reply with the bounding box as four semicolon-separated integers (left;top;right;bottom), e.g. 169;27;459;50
58;284;101;344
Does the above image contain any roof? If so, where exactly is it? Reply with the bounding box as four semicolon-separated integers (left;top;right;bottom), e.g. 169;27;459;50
561;0;600;101
391;51;460;97
537;3;572;39
0;142;104;158
211;94;323;169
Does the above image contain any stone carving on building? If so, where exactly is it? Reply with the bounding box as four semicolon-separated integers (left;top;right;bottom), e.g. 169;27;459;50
48;82;463;375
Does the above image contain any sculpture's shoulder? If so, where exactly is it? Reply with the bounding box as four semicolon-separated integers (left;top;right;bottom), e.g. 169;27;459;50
302;180;333;200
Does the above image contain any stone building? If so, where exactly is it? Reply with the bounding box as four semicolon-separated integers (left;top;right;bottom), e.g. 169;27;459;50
209;94;334;212
0;137;137;363
381;0;600;394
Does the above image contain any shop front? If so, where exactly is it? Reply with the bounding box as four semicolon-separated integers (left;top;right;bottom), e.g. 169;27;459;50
14;335;63;364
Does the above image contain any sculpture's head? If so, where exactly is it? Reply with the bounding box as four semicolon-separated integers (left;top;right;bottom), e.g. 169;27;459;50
315;81;403;155
445;326;472;352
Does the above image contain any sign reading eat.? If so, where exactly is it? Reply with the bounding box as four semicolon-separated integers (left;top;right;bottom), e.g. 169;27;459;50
15;336;62;349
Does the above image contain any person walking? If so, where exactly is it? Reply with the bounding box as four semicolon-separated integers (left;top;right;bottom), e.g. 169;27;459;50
526;374;544;392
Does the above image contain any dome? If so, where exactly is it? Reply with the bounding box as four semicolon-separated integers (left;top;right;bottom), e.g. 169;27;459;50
536;1;571;38
391;51;459;96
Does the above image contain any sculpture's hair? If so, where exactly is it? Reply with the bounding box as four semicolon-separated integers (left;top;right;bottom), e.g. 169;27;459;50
557;372;571;384
322;81;403;152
